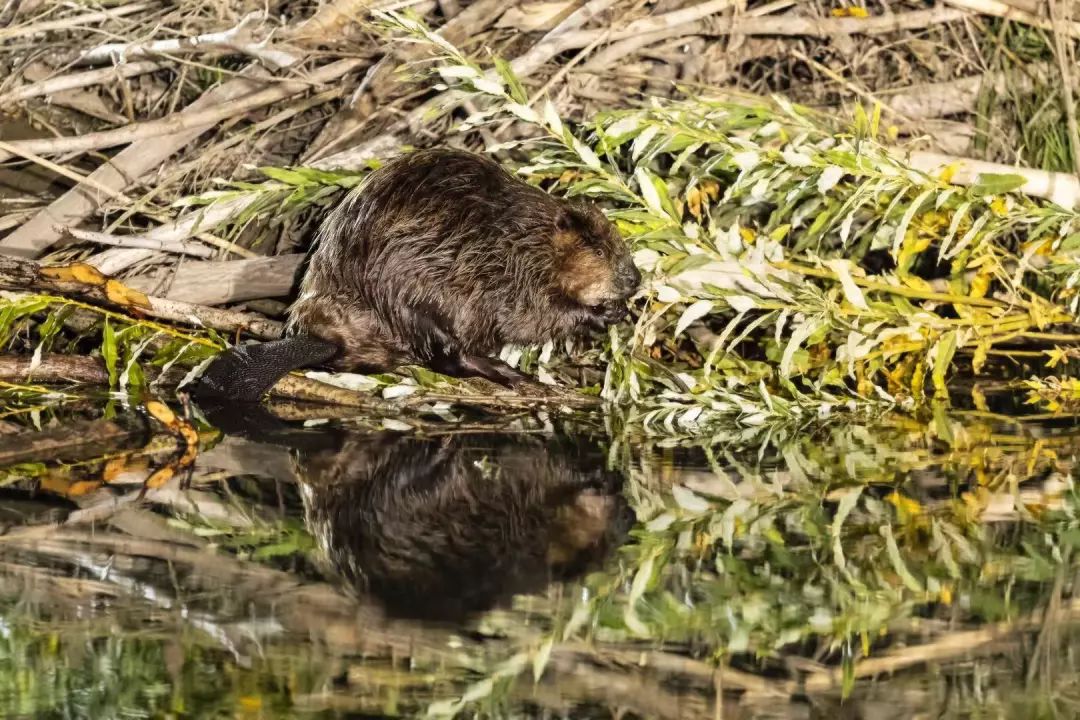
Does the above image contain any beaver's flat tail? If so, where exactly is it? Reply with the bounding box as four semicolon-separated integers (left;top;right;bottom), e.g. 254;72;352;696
193;335;339;402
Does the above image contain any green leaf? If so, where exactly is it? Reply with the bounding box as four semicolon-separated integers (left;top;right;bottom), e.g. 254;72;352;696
931;330;958;399
102;320;118;388
969;173;1027;196
494;57;528;104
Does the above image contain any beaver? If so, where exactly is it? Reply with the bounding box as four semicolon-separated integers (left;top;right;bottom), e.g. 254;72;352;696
295;429;633;622
195;148;641;401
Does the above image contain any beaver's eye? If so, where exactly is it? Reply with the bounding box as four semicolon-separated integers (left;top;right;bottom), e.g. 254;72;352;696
593;246;605;258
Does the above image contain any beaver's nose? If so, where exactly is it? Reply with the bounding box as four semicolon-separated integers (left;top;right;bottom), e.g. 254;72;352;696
616;263;642;298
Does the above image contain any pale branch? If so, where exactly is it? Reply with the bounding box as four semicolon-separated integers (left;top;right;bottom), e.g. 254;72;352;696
0;59;364;161
62;228;216;259
73;12;301;70
903;150;1080;209
0;354;110;385
881;62;1052;120
125;254;304;305
87;249;161;276
0;60;165;105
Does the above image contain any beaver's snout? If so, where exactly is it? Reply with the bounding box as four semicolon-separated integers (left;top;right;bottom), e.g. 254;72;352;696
614;261;642;299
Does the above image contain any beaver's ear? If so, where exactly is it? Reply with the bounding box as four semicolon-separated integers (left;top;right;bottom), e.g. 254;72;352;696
556;206;581;232
554;208;585;249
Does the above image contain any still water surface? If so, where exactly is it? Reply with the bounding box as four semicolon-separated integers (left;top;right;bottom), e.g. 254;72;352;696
0;401;1077;718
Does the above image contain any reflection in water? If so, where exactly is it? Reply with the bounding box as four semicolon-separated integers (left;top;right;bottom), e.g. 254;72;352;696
1;400;1080;717
295;430;634;622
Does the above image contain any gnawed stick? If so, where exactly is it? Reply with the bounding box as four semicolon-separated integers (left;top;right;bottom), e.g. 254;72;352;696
0;354;110;385
124;254;304;305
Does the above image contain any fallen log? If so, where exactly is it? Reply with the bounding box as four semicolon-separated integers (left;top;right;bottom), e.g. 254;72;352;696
0;257;284;339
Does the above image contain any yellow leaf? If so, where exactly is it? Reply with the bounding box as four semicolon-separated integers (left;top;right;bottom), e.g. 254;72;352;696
239;696;263;712
67;480;103;497
938;163;959;184
104;279;150;308
968;272;991;299
939;585;953;605
971;385;988;411
831;6;869;17
738;226;755;243
971;342;989;374
40;262;106;286
687;187;702;219
989;197;1009;217
886;491;922;520
145;466;174;489
144;400;177;426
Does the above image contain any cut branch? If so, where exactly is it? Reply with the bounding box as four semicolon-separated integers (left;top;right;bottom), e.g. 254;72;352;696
125;254;304;305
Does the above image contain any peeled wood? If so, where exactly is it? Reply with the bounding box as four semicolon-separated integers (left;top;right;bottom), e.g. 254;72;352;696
126;254;304;305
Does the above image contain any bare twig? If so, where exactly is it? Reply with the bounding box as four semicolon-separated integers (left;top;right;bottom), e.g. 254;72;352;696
881;62;1053;120
0;60;165;105
74;12;300;70
0;354;109;385
62;227;216;259
903;150;1080;209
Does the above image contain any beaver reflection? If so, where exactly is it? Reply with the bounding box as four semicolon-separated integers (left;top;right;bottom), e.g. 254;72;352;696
296;431;633;623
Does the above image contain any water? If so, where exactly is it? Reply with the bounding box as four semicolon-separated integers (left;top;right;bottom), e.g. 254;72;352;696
0;398;1078;718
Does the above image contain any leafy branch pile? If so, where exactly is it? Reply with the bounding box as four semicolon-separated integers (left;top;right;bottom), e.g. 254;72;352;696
165;12;1080;431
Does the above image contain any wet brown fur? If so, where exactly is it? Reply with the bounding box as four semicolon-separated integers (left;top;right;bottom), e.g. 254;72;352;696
287;148;640;380
296;430;633;621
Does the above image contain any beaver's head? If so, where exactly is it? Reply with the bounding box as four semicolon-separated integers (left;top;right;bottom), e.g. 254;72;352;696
553;203;641;321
